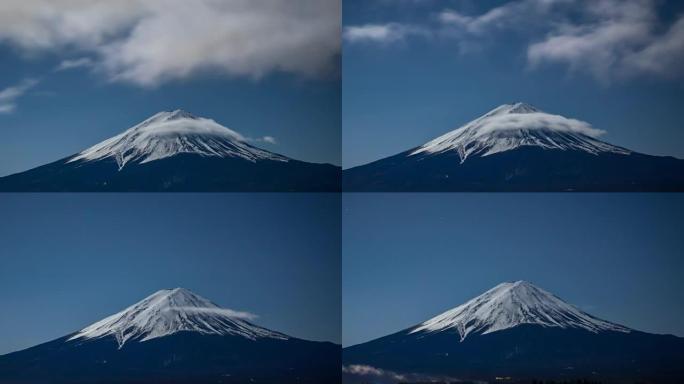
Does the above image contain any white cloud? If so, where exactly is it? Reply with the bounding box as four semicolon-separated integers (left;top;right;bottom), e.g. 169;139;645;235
261;136;277;144
55;57;94;71
342;364;469;384
166;307;258;321
346;1;571;46
474;112;604;138
0;78;39;102
344;23;428;43
0;1;144;50
439;10;473;27
469;0;684;81
342;364;406;381
525;0;680;81
0;104;16;114
619;15;684;79
246;135;278;145
0;78;39;114
439;0;568;34
0;0;340;87
354;0;684;82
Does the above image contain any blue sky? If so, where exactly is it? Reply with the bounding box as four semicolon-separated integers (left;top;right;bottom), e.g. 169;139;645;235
0;1;340;177
343;0;684;168
0;194;341;355
343;193;684;347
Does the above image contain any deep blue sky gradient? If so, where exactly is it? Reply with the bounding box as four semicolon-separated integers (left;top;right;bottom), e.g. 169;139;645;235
342;0;684;168
0;194;341;355
343;193;684;347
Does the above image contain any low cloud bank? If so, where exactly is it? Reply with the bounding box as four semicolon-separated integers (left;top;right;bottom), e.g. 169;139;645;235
342;364;484;384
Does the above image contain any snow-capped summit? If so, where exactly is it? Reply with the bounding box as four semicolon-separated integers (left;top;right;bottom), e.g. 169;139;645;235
68;288;288;348
68;110;288;170
0;288;340;383
483;102;540;116
410;102;630;162
151;109;199;121
410;281;631;341
0;108;341;191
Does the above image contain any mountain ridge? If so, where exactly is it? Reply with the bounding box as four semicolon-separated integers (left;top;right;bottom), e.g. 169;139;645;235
343;102;684;191
0;110;341;191
67;288;287;349
0;288;340;384
68;109;288;170
409;281;631;341
409;102;631;162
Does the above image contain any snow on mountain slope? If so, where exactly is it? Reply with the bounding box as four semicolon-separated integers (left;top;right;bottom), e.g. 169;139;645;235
68;110;288;170
410;281;631;341
410;103;631;163
68;288;288;348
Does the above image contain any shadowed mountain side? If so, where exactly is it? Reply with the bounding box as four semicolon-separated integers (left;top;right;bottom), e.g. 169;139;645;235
344;146;684;191
0;154;340;192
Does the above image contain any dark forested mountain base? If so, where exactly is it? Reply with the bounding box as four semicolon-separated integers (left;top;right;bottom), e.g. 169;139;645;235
0;332;340;384
343;325;684;383
0;154;341;192
343;147;684;191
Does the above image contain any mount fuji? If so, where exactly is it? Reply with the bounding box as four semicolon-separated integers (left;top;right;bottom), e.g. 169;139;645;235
343;103;684;191
343;281;684;383
0;110;340;191
0;288;340;383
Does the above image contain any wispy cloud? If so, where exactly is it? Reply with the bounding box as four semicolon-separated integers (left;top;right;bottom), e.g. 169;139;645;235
0;78;39;114
344;23;428;43
348;0;684;82
0;104;16;114
247;135;278;145
165;307;258;321
525;0;684;81
55;57;94;72
474;113;604;138
260;136;277;145
343;364;407;382
0;0;340;87
342;364;476;384
438;0;565;34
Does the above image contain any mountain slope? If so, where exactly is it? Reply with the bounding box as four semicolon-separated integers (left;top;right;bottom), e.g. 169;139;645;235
69;110;288;168
410;281;630;340
343;103;684;191
0;288;340;384
343;281;684;383
410;103;630;161
0;110;340;191
67;288;287;348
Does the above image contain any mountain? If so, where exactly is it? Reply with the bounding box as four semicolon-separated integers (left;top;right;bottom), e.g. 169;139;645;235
343;281;684;383
0;288;340;384
0;110;340;191
343;103;684;191
408;281;631;340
